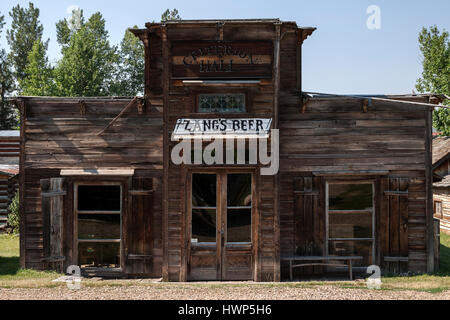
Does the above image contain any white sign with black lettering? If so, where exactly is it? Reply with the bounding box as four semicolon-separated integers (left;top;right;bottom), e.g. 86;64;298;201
172;118;272;140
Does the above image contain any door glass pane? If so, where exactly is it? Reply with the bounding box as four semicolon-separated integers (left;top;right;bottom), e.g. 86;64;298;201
78;185;121;211
78;214;120;240
78;242;120;268
329;184;372;210
192;174;216;207
227;174;252;207
328;240;373;266
192;209;216;243
227;208;251;242
328;211;372;239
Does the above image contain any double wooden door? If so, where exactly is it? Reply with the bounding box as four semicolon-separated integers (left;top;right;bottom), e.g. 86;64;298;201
187;172;254;281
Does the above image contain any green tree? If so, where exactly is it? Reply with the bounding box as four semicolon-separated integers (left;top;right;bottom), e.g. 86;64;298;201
20;39;54;96
6;2;46;82
416;26;450;135
0;12;18;129
161;8;181;21
110;26;145;96
54;11;118;96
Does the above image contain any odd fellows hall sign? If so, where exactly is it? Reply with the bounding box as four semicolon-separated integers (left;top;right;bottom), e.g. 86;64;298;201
171;41;273;79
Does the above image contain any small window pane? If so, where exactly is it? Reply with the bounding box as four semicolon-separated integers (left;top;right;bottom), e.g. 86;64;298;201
198;94;245;113
78;185;121;211
329;184;373;210
78;242;120;268
227;174;251;207
192;209;216;243
192;174;216;207
329;211;372;239
328;240;373;266
227;208;251;243
78;214;120;240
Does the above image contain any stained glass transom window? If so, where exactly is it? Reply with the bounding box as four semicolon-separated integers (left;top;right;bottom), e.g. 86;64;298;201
198;94;245;113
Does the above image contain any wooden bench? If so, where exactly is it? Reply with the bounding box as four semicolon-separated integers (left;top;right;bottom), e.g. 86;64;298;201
281;255;363;280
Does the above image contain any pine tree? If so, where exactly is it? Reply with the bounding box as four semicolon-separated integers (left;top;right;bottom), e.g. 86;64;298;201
6;2;46;82
0;12;18;129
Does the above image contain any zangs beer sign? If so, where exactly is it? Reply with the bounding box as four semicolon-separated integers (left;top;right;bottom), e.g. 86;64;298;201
172;118;272;140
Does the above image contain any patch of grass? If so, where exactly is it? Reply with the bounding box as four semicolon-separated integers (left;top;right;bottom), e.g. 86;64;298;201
0;234;60;287
438;232;450;275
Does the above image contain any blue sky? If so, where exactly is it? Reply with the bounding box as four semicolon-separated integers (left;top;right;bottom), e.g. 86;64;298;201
0;0;449;94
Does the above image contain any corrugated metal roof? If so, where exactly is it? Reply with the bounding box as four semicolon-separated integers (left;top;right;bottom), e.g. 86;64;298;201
0;130;19;137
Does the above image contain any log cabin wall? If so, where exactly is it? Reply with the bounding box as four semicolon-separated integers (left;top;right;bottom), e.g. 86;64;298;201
18;97;163;276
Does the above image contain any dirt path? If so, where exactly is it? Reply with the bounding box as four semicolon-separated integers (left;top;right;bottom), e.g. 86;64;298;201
1;284;449;300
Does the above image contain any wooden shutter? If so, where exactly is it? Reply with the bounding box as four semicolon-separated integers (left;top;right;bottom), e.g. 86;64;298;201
380;177;409;273
41;178;66;272
124;176;154;275
293;176;324;275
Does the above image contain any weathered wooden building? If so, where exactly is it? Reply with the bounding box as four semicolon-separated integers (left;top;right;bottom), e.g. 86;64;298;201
0;130;20;230
16;19;443;280
433;136;450;234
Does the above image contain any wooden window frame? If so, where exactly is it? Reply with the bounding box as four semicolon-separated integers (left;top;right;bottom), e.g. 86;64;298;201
434;200;443;219
191;88;253;114
74;181;123;272
325;180;376;269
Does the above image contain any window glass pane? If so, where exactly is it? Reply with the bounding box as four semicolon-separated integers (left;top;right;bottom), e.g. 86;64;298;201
78;242;120;268
78;214;120;240
78;185;121;211
192;209;216;243
329;184;373;210
227;208;251;243
198;94;245;113
227;174;251;207
192;174;216;207
328;240;373;266
329;211;372;239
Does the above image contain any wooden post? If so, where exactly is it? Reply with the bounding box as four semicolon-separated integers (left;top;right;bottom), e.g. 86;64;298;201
18;100;26;268
273;22;281;282
161;24;170;282
425;108;435;273
41;178;66;273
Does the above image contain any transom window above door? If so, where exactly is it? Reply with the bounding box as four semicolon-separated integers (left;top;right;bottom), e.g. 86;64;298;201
198;94;246;113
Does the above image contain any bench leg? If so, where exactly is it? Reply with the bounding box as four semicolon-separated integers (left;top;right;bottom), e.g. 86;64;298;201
348;259;353;280
290;260;293;281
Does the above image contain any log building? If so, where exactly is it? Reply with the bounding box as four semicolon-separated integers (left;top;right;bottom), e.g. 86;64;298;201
433;136;450;234
15;19;443;280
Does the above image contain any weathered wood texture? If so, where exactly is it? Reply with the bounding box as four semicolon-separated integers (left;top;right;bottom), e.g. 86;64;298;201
279;93;432;275
434;189;450;234
20;98;163;275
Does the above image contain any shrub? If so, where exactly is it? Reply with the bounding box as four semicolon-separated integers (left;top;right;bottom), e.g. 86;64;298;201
7;192;19;235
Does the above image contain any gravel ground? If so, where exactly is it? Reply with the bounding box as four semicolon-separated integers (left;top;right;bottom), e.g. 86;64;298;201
1;284;449;300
